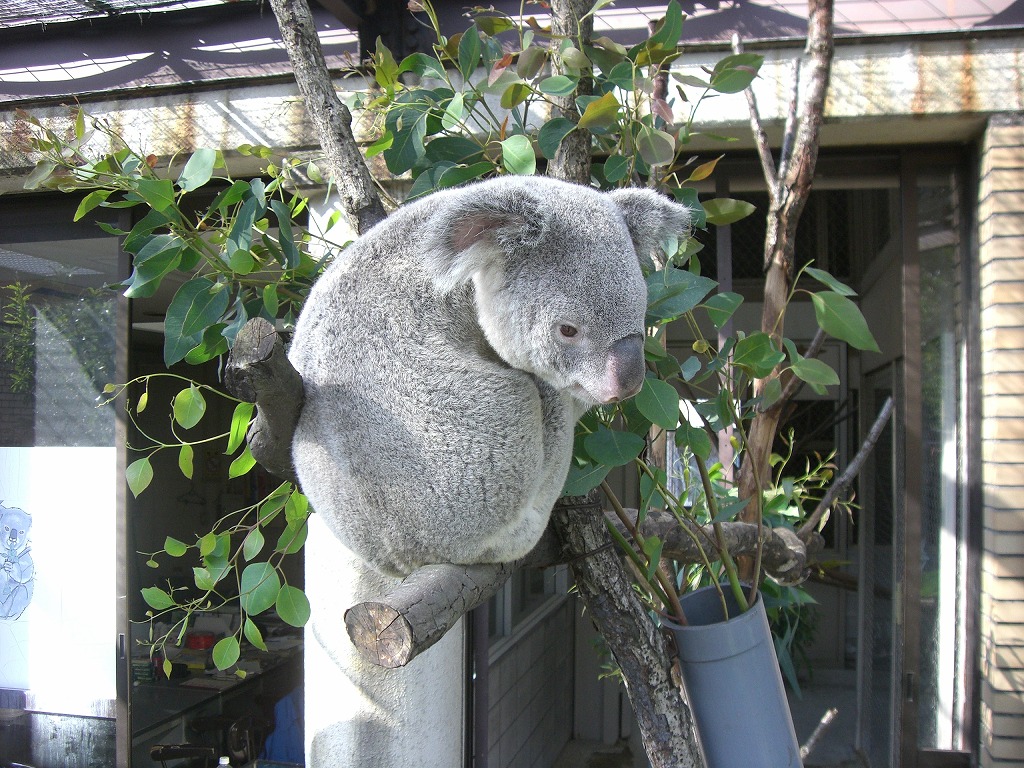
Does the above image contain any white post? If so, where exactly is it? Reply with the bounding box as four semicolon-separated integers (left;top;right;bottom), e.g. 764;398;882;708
304;513;466;766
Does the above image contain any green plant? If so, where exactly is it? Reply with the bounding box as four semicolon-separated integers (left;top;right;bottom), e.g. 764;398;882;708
1;282;36;394
16;0;870;673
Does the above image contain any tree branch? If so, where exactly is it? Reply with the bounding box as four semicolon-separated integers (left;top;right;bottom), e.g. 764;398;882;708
732;33;776;183
797;396;894;537
267;0;387;234
554;494;703;767
224;317;302;482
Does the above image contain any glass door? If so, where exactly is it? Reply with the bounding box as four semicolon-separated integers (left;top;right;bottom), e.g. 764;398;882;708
0;194;129;767
901;160;975;766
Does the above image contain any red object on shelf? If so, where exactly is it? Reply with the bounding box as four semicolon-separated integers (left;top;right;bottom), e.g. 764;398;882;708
185;631;215;650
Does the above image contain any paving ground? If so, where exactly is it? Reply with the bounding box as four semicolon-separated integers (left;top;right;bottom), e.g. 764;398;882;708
553;670;868;768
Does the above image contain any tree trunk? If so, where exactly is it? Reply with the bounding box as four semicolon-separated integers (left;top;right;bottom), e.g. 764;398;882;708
268;0;387;234
736;0;835;581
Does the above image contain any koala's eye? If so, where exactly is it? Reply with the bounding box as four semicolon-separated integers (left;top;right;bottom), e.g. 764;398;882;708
559;324;578;339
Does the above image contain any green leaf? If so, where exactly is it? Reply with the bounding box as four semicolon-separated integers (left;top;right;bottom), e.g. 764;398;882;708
712;495;752;524
668;186;706;229
680;356;701;381
517;46;547;79
703;292;743;329
584;426;645;467
239;563;281;616
605;155;629;183
709;53;763;94
791;357;840;387
577;91;619;130
703;198;756;225
374;37;400;87
562;461;611;496
458;24;482;77
365;130;394;159
500;82;532;110
642;535;664;580
646;268;717;323
537;118;576;160
198;532;218;557
538;75;578;96
244;617;268;651
163;277;230;366
442;92;465;132
804;266;856;297
123;243;183;299
276;585;311;628
24;159;57;190
74;189;113;221
183;324;229;365
165;536;188;557
173;385;207;429
500;135;536;175
636;127;676;167
397;52;446;79
178;148;217;192
648;0;683;48
676;421;712;462
126;457;154;497
276;521;308;555
227;401;254;455
141;587;175;611
270;199;301;270
810;291;880;352
284;491;310;525
438;161;493;189
135;178;176;212
384;109;429;175
634;377;680;430
243;528;265;562
178;443;194;479
229;444;257;478
212;636;240;671
425;136;485;165
760;377;783;409
732;333;785;378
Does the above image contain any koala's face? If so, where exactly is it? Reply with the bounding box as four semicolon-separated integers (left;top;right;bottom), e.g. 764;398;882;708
0;508;30;552
472;215;647;407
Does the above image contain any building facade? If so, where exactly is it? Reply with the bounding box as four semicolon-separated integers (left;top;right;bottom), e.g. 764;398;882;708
1;1;1023;766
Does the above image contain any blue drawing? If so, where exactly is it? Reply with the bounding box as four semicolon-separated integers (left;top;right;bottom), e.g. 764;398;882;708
0;503;33;620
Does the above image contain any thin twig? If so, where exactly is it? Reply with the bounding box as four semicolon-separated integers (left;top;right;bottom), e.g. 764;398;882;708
798;396;894;538
602;480;687;624
800;707;839;759
732;33;776;183
765;326;828;413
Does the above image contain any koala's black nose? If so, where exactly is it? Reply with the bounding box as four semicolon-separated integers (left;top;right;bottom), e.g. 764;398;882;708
604;334;645;402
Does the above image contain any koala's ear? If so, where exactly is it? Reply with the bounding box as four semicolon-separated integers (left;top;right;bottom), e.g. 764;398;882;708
423;182;549;293
609;188;694;267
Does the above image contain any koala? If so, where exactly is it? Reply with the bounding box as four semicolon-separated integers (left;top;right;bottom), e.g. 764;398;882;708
288;176;692;576
0;504;33;620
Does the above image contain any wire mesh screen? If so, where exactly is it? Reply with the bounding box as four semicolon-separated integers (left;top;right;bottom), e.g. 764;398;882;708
0;0;238;29
696;187;895;282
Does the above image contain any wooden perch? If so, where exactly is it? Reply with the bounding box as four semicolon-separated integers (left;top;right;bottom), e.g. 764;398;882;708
224;317;303;482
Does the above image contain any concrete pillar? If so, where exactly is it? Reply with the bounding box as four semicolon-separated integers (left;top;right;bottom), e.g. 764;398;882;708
304;513;465;767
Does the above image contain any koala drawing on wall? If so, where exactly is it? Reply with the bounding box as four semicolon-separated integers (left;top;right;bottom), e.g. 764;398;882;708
0;504;34;620
289;176;692;577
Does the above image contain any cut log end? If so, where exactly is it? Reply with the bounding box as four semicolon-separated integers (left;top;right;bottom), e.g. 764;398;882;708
344;601;416;669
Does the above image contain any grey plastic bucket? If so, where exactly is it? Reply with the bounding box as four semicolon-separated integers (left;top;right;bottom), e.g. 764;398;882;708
665;585;802;768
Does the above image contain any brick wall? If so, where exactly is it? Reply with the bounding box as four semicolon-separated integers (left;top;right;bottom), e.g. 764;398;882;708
979;113;1024;767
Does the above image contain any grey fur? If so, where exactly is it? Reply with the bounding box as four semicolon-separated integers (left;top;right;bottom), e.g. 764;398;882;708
289;176;692;576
